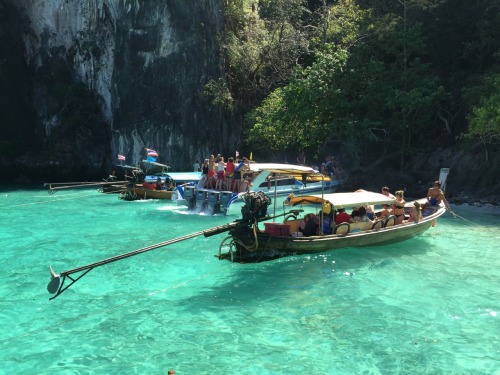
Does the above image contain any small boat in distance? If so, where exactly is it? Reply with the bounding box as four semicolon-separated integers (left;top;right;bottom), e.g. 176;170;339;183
176;163;339;215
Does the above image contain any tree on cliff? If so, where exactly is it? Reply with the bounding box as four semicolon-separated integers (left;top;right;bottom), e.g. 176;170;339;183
464;73;500;161
246;0;444;167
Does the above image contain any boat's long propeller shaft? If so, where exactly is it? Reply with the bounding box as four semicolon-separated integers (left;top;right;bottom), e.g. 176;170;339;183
47;209;303;300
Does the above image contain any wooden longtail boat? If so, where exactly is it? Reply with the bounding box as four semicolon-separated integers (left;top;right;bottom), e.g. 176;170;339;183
133;185;175;200
215;190;447;262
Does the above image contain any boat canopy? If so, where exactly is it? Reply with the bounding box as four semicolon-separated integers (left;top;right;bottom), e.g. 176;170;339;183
117;164;139;170
247;163;318;174
286;191;395;209
167;172;202;183
142;160;171;169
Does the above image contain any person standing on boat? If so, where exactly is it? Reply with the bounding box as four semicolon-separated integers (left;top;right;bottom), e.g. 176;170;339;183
215;156;226;190
225;157;236;191
205;155;216;188
391;190;406;224
233;157;249;192
297;151;306;165
381;186;396;199
193;160;200;172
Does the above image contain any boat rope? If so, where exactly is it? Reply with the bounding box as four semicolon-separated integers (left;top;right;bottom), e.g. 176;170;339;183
450;210;484;227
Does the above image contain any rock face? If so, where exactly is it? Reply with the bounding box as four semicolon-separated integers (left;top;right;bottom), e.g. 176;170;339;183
3;0;231;181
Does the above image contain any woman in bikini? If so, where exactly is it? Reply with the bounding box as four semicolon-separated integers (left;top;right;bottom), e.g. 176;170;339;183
391;190;406;224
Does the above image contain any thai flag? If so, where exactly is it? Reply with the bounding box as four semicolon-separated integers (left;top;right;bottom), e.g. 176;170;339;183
146;148;158;157
118;154;126;161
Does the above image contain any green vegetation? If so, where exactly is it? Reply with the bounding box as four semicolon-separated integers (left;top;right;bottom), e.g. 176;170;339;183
214;0;500;168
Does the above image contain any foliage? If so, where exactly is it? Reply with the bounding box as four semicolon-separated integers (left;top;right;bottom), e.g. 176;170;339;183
212;0;309;116
464;74;500;145
246;0;447;165
203;78;234;110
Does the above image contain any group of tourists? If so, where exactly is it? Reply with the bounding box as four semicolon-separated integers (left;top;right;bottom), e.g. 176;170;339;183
198;154;251;192
297;181;451;236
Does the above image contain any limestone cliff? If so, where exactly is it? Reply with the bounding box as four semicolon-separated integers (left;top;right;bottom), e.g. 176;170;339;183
2;0;230;181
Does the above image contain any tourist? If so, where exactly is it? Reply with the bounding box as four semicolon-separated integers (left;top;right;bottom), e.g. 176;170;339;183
321;211;333;234
302;213;319;236
206;154;216;188
405;201;423;223
426;181;451;210
381;186;396;199
233;157;249;192
378;204;391;220
391;190;406;224
193;160;200;172
215;156;226;190
225;157;235;191
155;177;163;190
335;208;354;225
296;151;306;165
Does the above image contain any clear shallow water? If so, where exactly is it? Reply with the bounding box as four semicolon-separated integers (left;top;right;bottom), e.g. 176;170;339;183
0;186;498;375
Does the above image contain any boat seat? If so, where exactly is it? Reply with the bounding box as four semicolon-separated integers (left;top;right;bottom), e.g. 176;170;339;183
371;220;383;230
349;221;372;232
384;215;396;227
334;222;350;235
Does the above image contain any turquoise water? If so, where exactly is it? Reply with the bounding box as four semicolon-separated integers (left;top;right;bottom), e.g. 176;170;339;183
1;186;498;375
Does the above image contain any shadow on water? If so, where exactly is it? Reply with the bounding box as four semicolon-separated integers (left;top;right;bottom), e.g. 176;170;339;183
166;236;438;311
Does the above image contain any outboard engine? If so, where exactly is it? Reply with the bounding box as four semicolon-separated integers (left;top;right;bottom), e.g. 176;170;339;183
240;191;271;223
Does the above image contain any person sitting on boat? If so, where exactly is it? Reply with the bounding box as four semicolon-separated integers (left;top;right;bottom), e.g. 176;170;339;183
378;204;391;220
321;211;334;234
335;208;354;225
155;177;163;190
351;209;362;222
405;201;423;223
365;205;376;220
425;181;451;210
302;213;319;236
356;206;373;223
391;190;406;224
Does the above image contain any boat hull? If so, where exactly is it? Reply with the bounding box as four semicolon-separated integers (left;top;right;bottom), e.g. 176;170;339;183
134;188;174;200
222;207;445;261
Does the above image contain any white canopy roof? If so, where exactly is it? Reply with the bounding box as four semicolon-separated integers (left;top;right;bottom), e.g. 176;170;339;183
287;190;395;209
247;163;318;174
142;160;171;169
